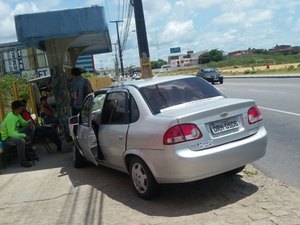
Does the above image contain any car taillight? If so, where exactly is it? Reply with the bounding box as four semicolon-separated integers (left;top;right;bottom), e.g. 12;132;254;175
248;106;262;124
163;124;202;145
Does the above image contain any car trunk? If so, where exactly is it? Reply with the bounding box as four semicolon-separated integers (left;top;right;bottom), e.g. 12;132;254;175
159;97;260;150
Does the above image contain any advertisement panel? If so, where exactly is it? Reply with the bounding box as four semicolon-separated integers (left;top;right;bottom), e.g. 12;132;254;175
170;47;181;54
4;50;19;73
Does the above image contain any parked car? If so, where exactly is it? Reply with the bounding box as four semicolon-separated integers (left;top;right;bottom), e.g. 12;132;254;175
196;67;224;84
69;75;267;199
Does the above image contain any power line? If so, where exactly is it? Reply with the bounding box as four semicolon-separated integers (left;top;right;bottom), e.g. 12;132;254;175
104;0;110;21
121;1;134;50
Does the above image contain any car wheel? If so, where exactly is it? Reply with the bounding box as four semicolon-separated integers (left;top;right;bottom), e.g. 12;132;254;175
225;165;245;175
129;157;160;199
220;78;223;84
211;80;215;85
73;144;86;168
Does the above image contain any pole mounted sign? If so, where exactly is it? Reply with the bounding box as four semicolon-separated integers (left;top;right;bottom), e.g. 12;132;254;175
170;47;181;54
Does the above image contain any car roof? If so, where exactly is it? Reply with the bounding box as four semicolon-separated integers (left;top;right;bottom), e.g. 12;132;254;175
110;75;195;89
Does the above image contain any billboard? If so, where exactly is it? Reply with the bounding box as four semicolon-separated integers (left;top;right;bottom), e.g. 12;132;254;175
170;47;181;54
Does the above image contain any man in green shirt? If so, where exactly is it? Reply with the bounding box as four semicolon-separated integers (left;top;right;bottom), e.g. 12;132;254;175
1;100;34;167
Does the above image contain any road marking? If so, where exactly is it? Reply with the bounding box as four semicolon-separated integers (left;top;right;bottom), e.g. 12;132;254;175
259;106;300;117
248;89;287;94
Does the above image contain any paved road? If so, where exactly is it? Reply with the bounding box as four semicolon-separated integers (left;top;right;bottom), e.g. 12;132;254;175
1;146;300;225
218;78;300;188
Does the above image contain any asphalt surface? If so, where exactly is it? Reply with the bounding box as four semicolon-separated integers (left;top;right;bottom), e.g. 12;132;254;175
218;76;300;188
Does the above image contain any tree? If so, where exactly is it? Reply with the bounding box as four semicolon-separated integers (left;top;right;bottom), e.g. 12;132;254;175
0;74;29;115
151;59;167;69
198;52;210;64
209;49;224;62
198;49;225;64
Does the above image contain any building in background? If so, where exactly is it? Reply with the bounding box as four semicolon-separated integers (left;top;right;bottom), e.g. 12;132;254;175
75;54;95;72
0;42;49;78
167;50;202;68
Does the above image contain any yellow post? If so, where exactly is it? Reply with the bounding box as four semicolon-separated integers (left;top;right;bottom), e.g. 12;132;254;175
140;57;153;79
0;93;4;122
28;83;39;125
13;81;20;100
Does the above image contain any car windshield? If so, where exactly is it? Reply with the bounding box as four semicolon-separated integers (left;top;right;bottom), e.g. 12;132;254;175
139;77;223;114
203;68;217;73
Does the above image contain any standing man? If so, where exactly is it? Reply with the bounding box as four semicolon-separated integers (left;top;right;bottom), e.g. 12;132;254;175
69;68;93;116
0;100;34;167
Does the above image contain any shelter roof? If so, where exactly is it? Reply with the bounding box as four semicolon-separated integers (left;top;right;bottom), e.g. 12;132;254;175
14;6;112;55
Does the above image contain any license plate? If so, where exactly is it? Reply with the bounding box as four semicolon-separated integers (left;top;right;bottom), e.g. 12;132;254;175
210;118;239;134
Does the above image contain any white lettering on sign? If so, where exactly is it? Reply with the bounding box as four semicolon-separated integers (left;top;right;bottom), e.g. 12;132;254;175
6;50;19;72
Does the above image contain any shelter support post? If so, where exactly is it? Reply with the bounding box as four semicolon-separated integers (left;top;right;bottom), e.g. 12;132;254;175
44;39;73;137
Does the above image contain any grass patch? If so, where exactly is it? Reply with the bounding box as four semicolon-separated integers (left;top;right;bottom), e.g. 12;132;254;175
243;169;258;177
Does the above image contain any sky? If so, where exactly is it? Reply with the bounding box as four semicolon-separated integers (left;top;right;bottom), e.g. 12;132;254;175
1;0;300;69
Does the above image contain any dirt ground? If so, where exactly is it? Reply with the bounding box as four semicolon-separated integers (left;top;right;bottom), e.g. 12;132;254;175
219;63;300;74
155;63;300;76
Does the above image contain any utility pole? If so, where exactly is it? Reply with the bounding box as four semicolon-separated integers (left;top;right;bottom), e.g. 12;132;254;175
132;0;152;78
112;43;119;78
110;20;124;77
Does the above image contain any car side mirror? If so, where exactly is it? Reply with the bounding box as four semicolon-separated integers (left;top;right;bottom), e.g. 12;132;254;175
69;116;79;125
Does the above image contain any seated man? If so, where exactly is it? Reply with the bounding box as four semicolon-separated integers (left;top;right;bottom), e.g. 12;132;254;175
39;96;59;126
20;99;62;152
0;100;34;167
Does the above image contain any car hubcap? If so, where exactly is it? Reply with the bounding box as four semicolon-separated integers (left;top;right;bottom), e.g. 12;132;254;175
131;163;148;193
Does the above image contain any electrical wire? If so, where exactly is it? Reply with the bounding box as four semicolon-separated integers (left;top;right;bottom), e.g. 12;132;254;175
104;0;110;21
121;0;134;50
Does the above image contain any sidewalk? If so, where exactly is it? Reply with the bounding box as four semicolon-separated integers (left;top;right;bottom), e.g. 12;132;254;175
0;142;300;225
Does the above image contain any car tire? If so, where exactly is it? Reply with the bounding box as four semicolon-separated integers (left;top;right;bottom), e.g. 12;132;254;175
129;157;160;200
220;79;223;84
73;144;86;168
225;165;246;176
211;80;215;85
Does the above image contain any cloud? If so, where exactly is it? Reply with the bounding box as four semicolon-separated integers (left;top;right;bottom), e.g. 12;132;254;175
13;2;39;15
0;0;64;43
213;9;273;26
143;0;171;26
294;18;300;32
159;20;194;45
0;1;17;42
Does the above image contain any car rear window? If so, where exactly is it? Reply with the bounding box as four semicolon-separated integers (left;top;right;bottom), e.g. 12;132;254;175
139;77;223;114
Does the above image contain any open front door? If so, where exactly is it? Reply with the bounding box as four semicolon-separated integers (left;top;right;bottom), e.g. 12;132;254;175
76;94;98;164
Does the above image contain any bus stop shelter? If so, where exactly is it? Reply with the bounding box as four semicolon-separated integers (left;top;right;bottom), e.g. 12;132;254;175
14;6;112;134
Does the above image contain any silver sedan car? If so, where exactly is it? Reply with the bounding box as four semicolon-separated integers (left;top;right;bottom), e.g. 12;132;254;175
69;75;267;199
